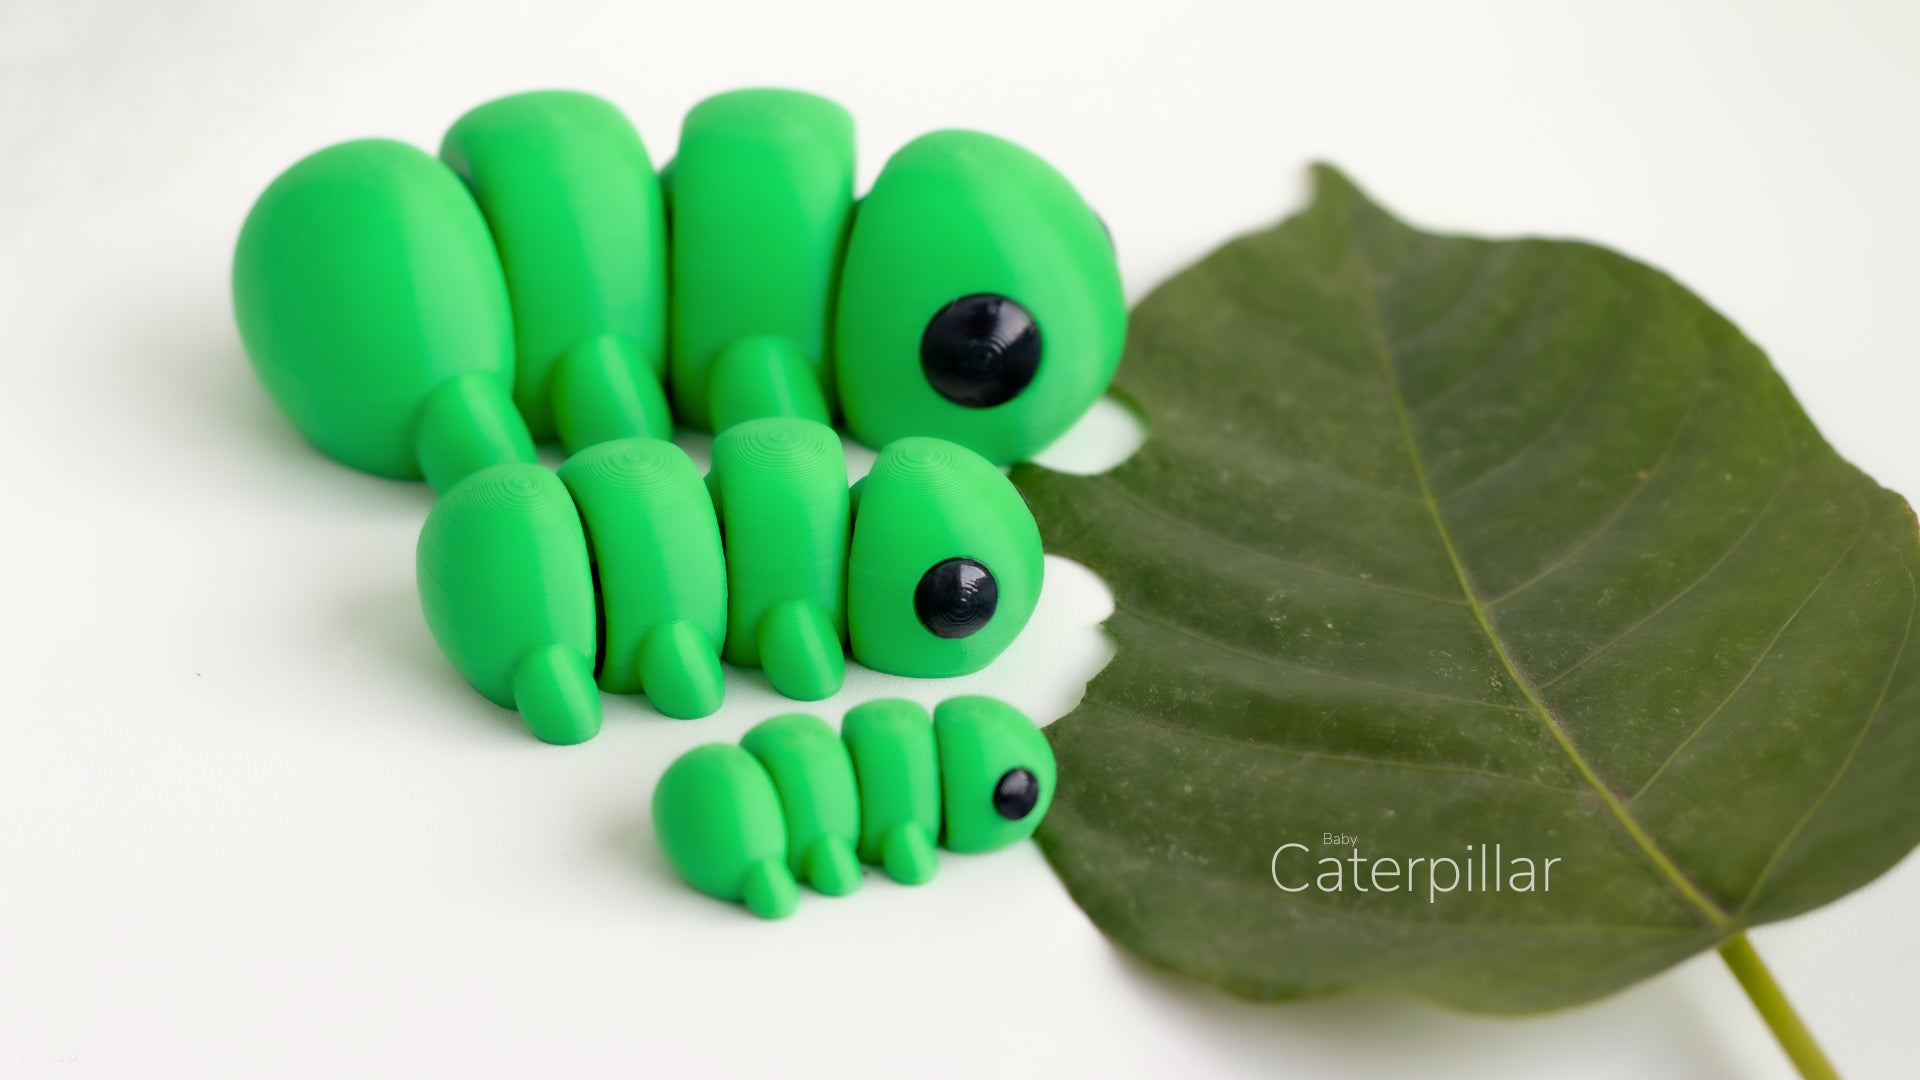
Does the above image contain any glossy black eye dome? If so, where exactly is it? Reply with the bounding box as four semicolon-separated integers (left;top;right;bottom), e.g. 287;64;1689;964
919;294;1041;408
914;557;998;639
994;767;1040;820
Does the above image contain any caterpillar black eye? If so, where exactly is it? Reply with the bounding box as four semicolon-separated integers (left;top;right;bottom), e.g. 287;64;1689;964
919;294;1041;408
993;767;1039;820
914;557;998;639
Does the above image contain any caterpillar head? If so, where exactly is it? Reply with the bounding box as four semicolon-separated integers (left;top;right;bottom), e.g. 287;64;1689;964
833;130;1125;465
935;697;1055;853
847;437;1042;678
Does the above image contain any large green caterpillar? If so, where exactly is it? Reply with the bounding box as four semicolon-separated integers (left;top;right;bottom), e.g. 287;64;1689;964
233;87;1126;491
653;696;1055;919
416;419;1043;744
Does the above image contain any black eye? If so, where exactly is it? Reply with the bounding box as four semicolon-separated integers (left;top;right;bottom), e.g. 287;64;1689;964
914;557;998;639
919;294;1041;408
994;767;1039;820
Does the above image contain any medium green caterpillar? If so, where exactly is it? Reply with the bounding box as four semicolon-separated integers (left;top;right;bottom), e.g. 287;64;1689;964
653;696;1055;919
416;419;1043;744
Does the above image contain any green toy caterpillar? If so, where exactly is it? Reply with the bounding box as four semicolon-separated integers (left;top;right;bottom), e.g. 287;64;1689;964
654;696;1055;919
233;88;1126;489
417;419;1043;744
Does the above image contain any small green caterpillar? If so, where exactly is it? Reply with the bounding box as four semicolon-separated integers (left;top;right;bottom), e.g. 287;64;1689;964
653;696;1054;919
416;419;1043;744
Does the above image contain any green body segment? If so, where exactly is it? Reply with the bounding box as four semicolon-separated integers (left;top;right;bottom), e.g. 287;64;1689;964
652;744;798;919
233;139;534;491
834;130;1126;464
416;465;600;744
708;418;850;700
668;89;855;431
557;439;727;719
441;91;670;451
842;699;942;885
934;696;1055;853
740;714;863;896
848;437;1044;677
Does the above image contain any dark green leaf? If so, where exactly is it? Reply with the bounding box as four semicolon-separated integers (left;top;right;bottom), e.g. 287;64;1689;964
1014;165;1920;1012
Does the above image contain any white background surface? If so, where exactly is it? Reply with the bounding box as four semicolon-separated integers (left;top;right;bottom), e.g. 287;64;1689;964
3;1;1917;1076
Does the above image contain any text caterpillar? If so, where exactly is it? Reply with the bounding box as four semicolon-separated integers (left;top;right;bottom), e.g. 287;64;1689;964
417;419;1042;745
233;87;1126;493
654;696;1054;919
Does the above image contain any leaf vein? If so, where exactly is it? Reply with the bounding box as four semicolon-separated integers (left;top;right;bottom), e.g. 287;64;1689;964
1628;508;1872;804
1490;377;1709;607
1433;295;1631;504
1167;438;1423;507
1735;527;1917;916
1536;469;1796;690
1090;695;1581;794
1400;247;1565;415
1118;606;1531;715
1092;474;1466;606
1388;243;1524;361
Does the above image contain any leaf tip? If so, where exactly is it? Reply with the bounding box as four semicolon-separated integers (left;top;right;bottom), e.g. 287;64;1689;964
1307;162;1387;217
1307;160;1355;190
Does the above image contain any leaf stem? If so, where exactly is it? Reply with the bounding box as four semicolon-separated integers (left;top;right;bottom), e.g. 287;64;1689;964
1718;933;1838;1080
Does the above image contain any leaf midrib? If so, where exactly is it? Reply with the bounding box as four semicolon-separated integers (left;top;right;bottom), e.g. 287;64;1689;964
1350;252;1738;935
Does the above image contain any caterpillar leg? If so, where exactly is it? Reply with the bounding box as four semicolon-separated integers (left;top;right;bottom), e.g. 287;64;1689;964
740;857;800;920
637;618;726;720
756;599;844;701
550;334;672;451
412;371;539;494
708;335;830;432
878;821;938;886
801;836;862;897
511;643;602;745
